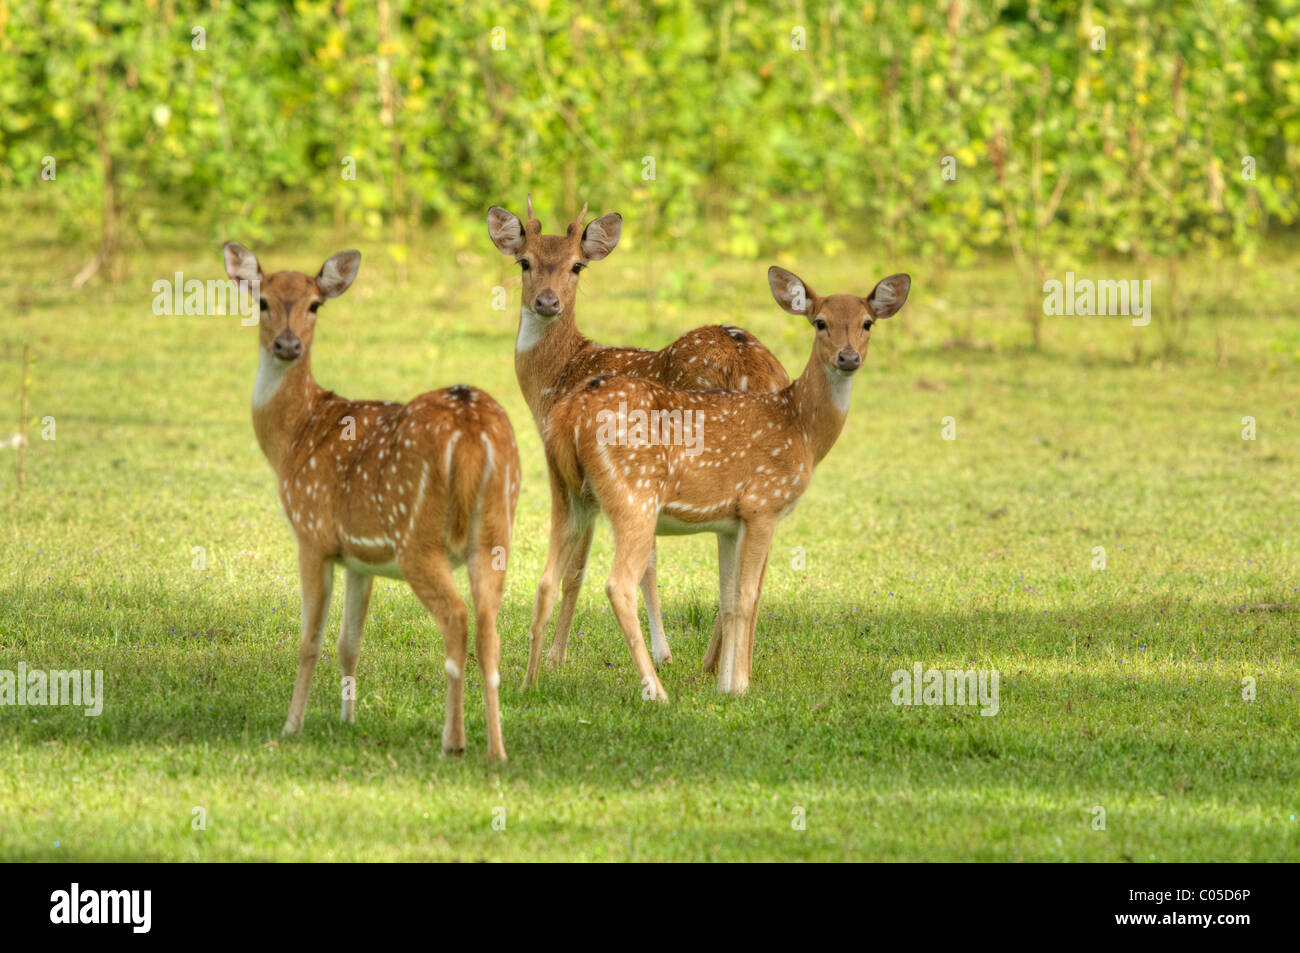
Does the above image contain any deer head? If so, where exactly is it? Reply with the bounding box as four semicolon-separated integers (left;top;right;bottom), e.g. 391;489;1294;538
486;197;621;319
768;266;910;374
223;242;361;363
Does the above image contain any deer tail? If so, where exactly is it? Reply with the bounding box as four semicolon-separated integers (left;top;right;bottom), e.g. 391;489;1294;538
446;429;489;554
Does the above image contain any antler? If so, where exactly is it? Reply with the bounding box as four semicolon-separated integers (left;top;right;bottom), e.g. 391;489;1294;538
525;194;540;232
573;201;589;231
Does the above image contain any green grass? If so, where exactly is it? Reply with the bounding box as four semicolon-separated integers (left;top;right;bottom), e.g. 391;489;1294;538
1;231;1298;860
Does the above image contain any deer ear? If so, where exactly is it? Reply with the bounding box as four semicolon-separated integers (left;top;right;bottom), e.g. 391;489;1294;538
768;266;815;316
864;273;910;319
223;242;261;283
580;213;622;261
487;206;526;255
317;250;361;299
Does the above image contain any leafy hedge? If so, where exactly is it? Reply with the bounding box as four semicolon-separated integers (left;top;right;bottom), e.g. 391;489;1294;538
2;0;1297;266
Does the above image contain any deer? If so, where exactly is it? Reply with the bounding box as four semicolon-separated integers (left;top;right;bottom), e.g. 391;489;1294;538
538;266;910;698
223;242;521;761
486;198;789;691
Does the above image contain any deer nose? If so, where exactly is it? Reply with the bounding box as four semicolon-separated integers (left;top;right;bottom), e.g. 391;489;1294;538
533;290;561;317
836;348;861;371
272;332;302;361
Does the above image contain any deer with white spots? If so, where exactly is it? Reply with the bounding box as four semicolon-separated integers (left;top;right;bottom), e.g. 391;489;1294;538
486;199;789;689
224;242;520;761
540;267;910;697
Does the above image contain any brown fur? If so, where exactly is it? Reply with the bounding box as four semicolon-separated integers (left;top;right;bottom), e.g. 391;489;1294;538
540;266;911;696
487;201;789;687
226;242;520;760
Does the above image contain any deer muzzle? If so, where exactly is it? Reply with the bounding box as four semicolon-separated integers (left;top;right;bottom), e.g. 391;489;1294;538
533;289;562;317
272;332;303;362
835;348;861;371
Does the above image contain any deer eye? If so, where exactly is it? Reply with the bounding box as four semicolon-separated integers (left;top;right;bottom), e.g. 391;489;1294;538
309;302;321;313
572;262;586;274
259;298;268;310
814;319;827;332
516;259;530;271
863;319;874;330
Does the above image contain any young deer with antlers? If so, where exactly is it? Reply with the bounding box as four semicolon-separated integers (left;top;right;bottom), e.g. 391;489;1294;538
486;199;789;690
225;242;520;760
540;267;910;697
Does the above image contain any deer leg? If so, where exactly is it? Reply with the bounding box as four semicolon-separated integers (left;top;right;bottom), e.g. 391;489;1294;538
337;568;372;724
718;522;773;695
546;522;594;668
605;517;668;701
702;530;739;673
526;487;572;687
527;488;590;688
641;543;672;666
741;552;770;688
403;552;470;756
468;535;509;763
283;549;335;735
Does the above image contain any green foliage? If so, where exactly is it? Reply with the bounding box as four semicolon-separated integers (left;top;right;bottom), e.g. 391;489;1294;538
1;0;1297;263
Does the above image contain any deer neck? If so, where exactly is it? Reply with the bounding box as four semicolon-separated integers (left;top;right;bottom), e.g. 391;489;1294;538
513;304;591;421
789;354;854;464
251;348;325;473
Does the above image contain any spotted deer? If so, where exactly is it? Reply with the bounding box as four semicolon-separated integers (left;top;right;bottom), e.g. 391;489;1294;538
224;242;520;760
486;199;789;688
539;267;910;697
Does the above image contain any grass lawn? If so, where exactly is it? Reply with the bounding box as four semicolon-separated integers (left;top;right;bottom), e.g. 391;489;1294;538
1;229;1298;861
